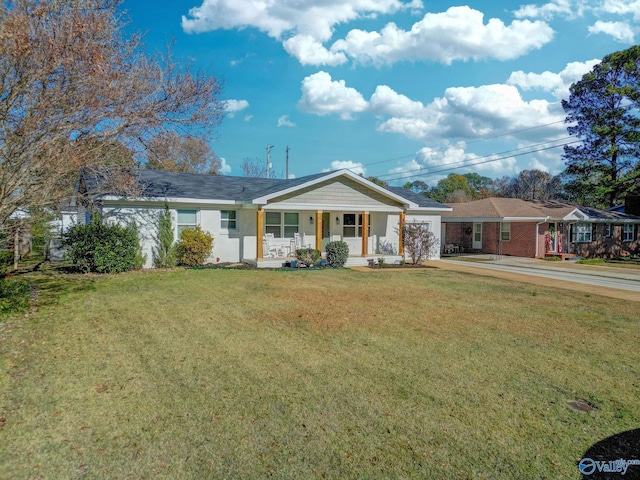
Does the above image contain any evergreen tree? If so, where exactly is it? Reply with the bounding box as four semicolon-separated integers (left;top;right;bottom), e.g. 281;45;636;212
154;205;176;268
562;46;640;208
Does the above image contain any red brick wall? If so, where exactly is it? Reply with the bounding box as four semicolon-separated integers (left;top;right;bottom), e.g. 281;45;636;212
571;224;639;258
444;221;542;257
495;222;539;257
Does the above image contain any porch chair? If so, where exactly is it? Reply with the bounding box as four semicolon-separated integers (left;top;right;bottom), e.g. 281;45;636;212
264;233;285;258
294;232;310;250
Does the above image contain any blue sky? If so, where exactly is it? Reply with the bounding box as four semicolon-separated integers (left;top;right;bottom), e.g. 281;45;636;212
122;0;639;185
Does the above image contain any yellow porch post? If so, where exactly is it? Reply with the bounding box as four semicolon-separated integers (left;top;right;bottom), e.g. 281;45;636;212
256;208;264;259
399;211;405;256
315;210;323;251
361;211;369;256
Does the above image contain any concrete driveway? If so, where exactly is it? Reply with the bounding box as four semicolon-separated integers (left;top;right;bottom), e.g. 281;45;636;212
434;255;640;302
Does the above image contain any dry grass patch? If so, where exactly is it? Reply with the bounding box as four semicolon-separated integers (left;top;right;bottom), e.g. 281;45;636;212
1;267;639;479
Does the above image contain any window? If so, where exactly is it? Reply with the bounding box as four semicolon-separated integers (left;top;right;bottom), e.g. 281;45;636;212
473;223;482;242
221;210;237;230
604;223;612;238
265;212;281;237
500;222;511;242
571;222;592;243
343;214;371;238
283;212;299;238
623;224;634;242
265;212;299;238
343;214;357;237
177;209;197;236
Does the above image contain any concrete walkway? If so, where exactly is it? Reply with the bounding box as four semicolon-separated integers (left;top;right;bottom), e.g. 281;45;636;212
433;255;640;302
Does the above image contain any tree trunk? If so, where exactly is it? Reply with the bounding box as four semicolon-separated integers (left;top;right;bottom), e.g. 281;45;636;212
13;226;19;270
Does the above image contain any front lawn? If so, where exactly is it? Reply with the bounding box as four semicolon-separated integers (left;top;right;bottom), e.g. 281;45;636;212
1;267;638;478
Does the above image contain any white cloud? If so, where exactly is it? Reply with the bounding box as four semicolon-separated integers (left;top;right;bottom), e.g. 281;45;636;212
325;160;366;176
369;85;425;117
182;2;554;67
388;159;424;178
283;35;347;66
513;0;579;20
297;71;368;120
219;157;232;174
224;99;250;118
277;115;297;127
330;6;554;66
599;0;640;21
588;20;635;43
181;0;424;59
507;59;600;100
391;144;518;183
244;114;253;122
376;83;565;142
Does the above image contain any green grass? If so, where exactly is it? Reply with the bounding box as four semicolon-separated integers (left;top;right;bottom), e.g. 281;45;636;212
1;267;639;479
577;258;606;265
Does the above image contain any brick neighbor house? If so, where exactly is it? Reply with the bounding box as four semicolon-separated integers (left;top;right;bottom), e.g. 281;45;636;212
441;198;640;259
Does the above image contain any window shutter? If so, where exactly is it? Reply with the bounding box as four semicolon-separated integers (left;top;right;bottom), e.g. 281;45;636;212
591;223;596;241
570;224;575;242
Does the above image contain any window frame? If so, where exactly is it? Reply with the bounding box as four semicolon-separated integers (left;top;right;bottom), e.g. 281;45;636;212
177;209;198;237
221;210;237;230
623;223;634;242
264;211;299;238
572;222;592;243
604;223;612;238
500;222;511;242
342;213;371;238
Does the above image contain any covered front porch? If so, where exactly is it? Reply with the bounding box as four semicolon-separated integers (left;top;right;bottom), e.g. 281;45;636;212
248;208;407;268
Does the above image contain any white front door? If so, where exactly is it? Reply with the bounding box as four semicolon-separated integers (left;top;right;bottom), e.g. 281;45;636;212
473;222;482;250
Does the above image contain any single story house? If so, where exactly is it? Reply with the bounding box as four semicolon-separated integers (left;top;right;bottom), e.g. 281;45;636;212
442;197;640;259
77;168;451;268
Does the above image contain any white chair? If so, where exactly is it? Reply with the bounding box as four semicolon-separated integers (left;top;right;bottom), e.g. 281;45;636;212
294;232;310;249
264;233;285;258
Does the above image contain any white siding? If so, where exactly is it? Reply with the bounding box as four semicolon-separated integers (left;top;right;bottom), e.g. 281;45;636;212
404;212;443;260
269;178;403;210
101;205;163;268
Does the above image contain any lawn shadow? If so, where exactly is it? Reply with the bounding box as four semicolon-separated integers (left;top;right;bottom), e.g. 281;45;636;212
579;429;640;479
8;261;97;308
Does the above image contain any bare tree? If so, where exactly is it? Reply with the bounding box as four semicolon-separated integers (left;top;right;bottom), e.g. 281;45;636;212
497;170;565;201
241;157;270;178
145;132;221;174
402;223;439;264
0;0;224;227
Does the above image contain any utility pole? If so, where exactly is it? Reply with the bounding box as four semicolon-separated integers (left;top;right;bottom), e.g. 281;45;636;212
286;145;290;179
266;144;274;178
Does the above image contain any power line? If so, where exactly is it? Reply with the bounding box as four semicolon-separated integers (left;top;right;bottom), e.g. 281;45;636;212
358;119;568;170
376;136;574;180
381;139;582;184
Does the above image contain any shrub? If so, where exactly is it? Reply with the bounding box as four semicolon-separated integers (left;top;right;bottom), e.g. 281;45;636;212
403;223;439;264
325;241;349;268
175;226;214;267
295;248;321;267
63;216;143;273
0;250;13;275
154;204;176;268
0;279;31;315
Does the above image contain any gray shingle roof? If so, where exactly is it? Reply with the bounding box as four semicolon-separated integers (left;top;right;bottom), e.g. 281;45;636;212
385;186;451;209
81;168;449;209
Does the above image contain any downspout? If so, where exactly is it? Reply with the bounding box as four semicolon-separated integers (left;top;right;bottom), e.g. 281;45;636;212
535;217;549;258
